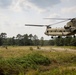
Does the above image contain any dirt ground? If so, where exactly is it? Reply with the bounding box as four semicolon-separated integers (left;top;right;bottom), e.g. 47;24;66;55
35;46;76;53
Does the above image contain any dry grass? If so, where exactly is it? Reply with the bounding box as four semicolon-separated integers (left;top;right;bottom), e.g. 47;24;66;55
0;46;32;58
0;46;76;75
0;46;76;59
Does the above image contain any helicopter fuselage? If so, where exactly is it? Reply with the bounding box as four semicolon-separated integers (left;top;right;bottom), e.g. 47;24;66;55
45;27;76;36
45;18;76;36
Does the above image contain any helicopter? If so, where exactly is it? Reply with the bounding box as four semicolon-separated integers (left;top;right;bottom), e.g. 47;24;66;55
25;18;76;38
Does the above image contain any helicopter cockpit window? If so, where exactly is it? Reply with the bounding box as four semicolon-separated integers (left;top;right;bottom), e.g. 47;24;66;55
47;26;51;29
64;26;70;29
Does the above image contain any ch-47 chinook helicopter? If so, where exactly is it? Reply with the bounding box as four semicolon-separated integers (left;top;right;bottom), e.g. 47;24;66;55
25;18;76;38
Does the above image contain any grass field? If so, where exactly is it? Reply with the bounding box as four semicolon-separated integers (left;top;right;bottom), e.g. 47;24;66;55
0;46;76;75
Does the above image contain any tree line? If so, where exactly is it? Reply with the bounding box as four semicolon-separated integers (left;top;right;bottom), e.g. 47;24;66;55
0;33;44;46
49;36;76;46
0;32;76;46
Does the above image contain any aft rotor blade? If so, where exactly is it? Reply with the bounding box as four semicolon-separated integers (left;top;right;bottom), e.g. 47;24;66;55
48;20;68;26
44;18;72;20
25;24;47;27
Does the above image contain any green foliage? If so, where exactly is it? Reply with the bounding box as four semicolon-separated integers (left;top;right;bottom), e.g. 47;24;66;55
70;38;76;46
49;36;76;46
0;53;51;75
40;37;44;46
48;40;54;46
27;53;51;66
54;37;64;46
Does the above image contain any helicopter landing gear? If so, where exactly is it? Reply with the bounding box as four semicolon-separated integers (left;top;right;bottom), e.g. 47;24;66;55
73;35;75;38
58;36;61;38
66;36;69;38
51;36;53;38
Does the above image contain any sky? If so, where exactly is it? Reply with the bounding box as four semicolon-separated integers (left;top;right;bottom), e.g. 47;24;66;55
0;0;76;39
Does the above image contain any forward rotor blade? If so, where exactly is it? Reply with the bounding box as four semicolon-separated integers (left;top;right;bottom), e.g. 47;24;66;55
44;18;72;20
25;24;47;27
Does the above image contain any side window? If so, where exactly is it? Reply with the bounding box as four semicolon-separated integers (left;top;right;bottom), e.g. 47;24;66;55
63;30;65;32
54;30;56;32
59;30;62;32
50;30;52;32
